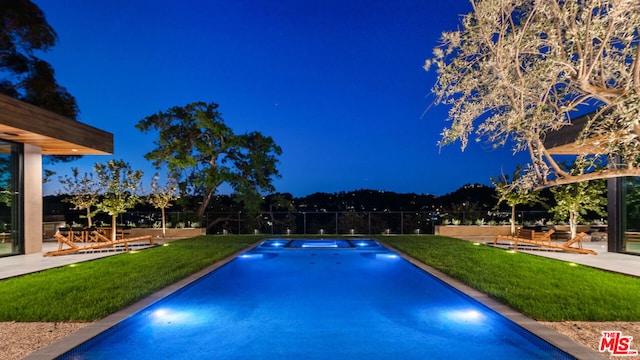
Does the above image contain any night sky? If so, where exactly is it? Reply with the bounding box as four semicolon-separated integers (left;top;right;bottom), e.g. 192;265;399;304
35;0;529;197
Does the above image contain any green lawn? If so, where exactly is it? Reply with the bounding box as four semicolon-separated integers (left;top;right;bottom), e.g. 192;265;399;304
0;234;638;322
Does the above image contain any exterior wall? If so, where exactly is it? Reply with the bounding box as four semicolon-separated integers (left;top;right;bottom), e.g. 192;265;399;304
23;144;42;254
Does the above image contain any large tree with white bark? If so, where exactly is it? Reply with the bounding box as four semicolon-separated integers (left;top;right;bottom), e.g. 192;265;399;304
425;0;640;190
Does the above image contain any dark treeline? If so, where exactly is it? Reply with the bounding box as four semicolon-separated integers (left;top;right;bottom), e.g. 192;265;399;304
44;183;553;220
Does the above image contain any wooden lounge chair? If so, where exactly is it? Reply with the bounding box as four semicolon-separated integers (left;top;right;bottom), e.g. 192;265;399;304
494;228;597;255
45;231;155;256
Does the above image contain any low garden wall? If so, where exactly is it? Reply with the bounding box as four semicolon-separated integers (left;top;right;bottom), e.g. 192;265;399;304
129;228;206;239
435;225;511;237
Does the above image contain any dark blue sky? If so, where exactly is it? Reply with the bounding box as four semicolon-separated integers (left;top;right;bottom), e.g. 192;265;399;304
36;0;529;197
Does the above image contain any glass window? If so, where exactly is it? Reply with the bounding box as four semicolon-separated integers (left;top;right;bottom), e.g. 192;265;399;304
623;177;640;254
0;140;21;256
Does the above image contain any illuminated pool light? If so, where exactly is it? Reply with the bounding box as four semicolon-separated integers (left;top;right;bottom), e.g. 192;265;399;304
239;253;263;259
444;309;486;324
150;308;200;326
375;253;399;260
352;240;381;248
259;240;288;248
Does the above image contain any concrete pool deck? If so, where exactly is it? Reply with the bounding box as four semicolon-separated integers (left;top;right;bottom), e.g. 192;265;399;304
4;237;634;359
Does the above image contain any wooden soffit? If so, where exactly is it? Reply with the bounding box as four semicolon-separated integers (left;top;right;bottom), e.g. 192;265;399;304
0;93;113;155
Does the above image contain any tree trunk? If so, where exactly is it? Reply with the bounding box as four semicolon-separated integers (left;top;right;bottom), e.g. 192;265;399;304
197;188;216;219
569;210;577;239
510;204;516;236
86;207;92;227
161;207;166;238
111;215;117;242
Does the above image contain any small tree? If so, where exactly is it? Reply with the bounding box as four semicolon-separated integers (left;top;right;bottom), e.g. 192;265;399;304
492;169;546;235
147;173;179;238
94;159;143;241
549;179;607;239
58;167;99;227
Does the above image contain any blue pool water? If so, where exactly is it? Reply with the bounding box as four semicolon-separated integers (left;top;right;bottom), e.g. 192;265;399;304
59;239;573;359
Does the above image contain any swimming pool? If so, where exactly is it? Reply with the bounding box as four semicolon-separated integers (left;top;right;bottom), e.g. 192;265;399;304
57;239;574;359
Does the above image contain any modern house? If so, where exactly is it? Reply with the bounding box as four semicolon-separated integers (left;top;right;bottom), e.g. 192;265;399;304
544;113;639;255
0;93;113;257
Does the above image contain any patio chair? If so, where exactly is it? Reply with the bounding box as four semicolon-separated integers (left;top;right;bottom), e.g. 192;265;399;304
45;231;155;256
494;229;596;255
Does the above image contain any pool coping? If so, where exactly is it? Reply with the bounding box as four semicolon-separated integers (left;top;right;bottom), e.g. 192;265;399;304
26;240;604;359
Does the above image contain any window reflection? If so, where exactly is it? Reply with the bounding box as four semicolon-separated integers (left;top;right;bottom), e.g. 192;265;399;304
0;141;19;256
623;177;640;254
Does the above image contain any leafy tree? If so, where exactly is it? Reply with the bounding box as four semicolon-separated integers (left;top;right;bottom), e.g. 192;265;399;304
136;101;282;231
549;179;607;239
147;173;179;238
94;159;143;241
0;0;78;118
57;167;99;227
425;0;640;190
492;168;546;235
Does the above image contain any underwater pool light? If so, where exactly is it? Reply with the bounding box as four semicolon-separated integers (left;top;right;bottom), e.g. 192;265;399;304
444;309;485;323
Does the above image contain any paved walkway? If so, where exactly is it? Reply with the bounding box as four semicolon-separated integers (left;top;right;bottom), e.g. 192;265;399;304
0;239;172;280
461;236;640;277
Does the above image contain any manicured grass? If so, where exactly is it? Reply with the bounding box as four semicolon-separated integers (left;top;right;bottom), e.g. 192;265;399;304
381;235;640;321
0;235;259;322
1;234;639;323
